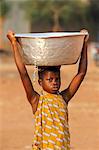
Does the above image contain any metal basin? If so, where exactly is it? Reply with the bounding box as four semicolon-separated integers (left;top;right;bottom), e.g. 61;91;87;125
15;32;87;66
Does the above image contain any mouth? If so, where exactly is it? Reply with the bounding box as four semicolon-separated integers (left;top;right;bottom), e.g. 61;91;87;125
52;86;59;90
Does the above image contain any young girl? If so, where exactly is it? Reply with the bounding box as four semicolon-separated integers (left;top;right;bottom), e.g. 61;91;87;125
7;30;89;150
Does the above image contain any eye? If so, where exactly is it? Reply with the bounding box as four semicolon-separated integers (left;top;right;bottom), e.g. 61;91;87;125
56;78;60;82
47;78;53;82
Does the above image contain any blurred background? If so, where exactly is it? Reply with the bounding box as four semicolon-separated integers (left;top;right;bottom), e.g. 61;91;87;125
0;0;99;150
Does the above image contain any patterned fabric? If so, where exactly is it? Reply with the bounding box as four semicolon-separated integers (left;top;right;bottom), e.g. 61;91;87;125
32;91;70;150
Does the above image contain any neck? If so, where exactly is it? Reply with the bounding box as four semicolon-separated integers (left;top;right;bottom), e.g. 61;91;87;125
41;90;60;95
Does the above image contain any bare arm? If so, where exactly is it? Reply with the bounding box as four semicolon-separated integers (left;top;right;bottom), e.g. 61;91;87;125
7;31;39;112
61;30;89;104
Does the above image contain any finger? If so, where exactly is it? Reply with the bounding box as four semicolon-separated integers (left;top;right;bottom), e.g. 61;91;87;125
84;33;89;41
7;31;16;40
80;29;88;34
8;30;15;35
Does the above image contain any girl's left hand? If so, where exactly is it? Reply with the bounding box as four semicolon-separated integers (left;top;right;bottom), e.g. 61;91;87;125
80;29;89;42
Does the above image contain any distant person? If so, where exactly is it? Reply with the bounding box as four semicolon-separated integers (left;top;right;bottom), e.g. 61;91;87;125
91;43;99;66
7;30;89;150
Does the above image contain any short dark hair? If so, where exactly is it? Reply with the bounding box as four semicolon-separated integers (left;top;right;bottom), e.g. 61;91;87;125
38;66;61;79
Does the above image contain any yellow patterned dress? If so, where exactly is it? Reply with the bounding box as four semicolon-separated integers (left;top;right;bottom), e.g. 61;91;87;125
32;91;70;150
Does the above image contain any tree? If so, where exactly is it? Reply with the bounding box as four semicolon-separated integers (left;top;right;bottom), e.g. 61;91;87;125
21;0;52;32
22;0;89;32
0;0;11;48
87;0;99;41
45;0;70;31
21;0;71;32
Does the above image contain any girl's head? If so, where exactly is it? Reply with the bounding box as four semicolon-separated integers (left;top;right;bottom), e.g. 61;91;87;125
38;66;61;94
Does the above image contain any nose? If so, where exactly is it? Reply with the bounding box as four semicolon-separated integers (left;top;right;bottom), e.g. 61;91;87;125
52;79;58;85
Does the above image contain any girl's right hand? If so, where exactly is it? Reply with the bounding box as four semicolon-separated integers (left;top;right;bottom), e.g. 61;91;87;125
7;31;17;44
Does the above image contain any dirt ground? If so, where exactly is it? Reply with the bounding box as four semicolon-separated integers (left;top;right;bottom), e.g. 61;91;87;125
0;46;99;150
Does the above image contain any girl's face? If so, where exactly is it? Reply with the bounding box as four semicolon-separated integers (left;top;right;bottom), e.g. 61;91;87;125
39;71;61;94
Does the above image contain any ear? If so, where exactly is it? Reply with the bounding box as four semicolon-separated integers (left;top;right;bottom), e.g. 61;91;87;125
38;79;42;86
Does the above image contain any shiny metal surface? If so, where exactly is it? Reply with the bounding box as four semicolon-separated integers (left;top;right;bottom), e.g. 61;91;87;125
15;32;87;66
